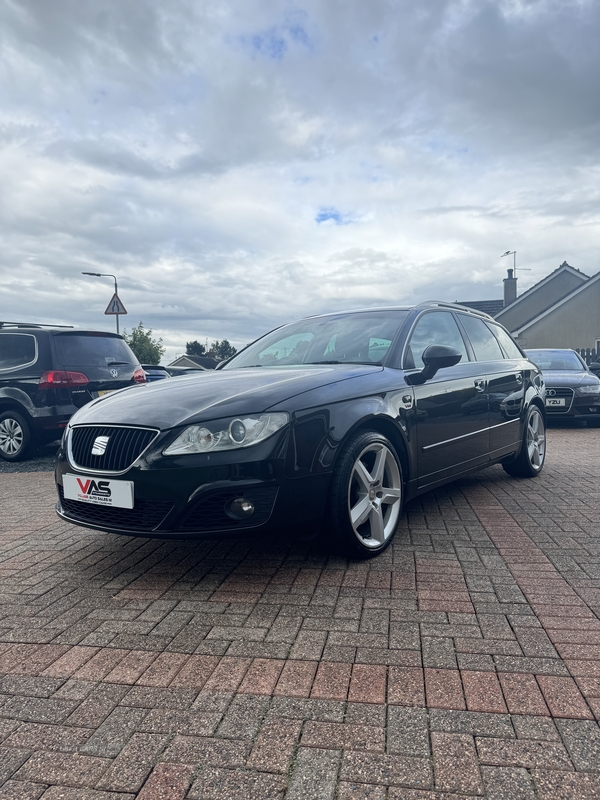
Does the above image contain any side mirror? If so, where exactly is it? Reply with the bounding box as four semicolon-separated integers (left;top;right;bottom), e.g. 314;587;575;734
407;344;462;385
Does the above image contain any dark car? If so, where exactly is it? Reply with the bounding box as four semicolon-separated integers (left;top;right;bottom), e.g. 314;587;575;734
165;366;207;377
55;303;546;557
142;364;171;382
0;322;146;461
525;348;600;425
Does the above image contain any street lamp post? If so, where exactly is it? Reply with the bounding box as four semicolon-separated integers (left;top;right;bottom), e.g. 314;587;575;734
81;272;120;334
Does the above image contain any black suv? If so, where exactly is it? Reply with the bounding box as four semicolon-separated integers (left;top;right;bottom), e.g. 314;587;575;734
0;322;145;461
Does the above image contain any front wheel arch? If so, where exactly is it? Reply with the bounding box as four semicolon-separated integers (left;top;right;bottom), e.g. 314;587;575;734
330;415;411;490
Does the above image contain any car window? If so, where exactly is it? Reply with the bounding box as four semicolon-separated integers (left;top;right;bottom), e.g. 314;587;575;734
486;323;523;359
0;333;37;371
54;334;137;366
225;311;409;368
458;315;504;361
404;312;468;369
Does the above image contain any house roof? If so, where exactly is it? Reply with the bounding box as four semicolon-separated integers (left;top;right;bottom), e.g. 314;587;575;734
168;354;219;369
456;299;504;316
513;268;600;335
495;262;589;321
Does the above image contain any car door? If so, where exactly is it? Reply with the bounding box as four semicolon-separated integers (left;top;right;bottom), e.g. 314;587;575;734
404;311;490;489
456;315;524;458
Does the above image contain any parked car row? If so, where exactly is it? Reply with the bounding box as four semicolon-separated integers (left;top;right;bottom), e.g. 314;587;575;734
54;302;548;557
0;321;216;461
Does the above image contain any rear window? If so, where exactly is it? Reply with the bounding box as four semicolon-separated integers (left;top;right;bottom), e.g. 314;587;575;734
0;333;37;370
54;334;137;367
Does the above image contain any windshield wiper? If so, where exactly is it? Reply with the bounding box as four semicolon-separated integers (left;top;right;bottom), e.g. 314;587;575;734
105;361;130;366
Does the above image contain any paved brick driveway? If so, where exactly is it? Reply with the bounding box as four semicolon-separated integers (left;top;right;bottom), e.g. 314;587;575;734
1;426;599;799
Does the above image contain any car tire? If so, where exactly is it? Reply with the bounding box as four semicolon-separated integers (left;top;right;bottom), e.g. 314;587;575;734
502;405;546;478
327;430;403;558
0;410;34;462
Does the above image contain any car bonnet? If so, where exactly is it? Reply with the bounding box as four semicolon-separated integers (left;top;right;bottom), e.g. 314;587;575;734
67;364;383;430
542;370;600;388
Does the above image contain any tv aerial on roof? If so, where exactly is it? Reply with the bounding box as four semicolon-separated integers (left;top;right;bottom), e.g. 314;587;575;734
501;250;531;278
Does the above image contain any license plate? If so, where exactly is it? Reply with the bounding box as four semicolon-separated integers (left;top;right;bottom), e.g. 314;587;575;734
97;390;114;397
546;398;566;407
63;474;134;508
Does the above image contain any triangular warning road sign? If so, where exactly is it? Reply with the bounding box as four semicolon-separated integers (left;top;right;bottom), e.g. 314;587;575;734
104;293;128;315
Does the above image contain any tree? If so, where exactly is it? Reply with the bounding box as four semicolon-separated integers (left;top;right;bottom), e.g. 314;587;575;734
210;339;237;361
186;340;206;356
123;322;165;365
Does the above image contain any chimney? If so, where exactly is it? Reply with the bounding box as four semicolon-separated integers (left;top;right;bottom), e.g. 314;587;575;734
503;268;517;306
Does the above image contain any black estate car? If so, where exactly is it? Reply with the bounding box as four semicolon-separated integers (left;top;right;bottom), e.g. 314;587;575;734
0;323;146;461
525;348;600;424
55;303;546;557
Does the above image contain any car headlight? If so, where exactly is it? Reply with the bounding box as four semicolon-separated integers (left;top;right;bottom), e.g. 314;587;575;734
576;385;600;395
163;412;289;456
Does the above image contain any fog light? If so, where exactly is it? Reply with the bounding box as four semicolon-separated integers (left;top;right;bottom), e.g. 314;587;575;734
228;498;255;519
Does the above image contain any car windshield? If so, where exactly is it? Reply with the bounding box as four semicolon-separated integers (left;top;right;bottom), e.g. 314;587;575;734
526;350;584;371
54;334;137;367
224;310;410;369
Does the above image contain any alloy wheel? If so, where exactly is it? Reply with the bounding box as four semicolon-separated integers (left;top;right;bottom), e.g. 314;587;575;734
526;408;546;470
347;442;402;548
0;417;24;456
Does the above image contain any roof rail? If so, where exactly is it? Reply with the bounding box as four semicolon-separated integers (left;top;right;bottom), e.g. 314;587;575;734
0;321;74;329
415;301;493;319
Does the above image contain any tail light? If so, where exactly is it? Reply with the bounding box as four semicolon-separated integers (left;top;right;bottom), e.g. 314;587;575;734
133;368;146;384
39;370;89;389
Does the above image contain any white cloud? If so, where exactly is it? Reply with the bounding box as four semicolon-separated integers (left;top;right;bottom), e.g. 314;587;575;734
1;0;599;363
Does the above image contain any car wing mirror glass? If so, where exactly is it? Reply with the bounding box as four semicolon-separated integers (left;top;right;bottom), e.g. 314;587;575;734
406;345;462;385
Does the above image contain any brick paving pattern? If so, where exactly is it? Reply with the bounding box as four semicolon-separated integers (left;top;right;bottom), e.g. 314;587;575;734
0;426;599;798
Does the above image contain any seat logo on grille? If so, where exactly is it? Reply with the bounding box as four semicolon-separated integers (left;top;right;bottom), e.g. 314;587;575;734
91;436;110;456
547;389;556;396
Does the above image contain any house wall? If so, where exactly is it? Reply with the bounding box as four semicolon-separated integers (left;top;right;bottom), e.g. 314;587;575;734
496;270;587;331
516;278;600;349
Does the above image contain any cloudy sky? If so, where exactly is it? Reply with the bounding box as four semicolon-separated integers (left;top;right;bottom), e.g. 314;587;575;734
1;0;599;362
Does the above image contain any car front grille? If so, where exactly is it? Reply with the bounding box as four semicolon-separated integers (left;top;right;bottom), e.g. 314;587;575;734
69;425;159;472
545;387;574;413
59;486;173;532
178;486;278;532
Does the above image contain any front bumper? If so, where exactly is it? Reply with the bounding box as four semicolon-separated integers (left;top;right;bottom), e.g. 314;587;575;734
545;388;600;420
54;439;330;539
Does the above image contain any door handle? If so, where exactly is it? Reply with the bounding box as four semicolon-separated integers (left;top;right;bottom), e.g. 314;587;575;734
474;379;486;393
